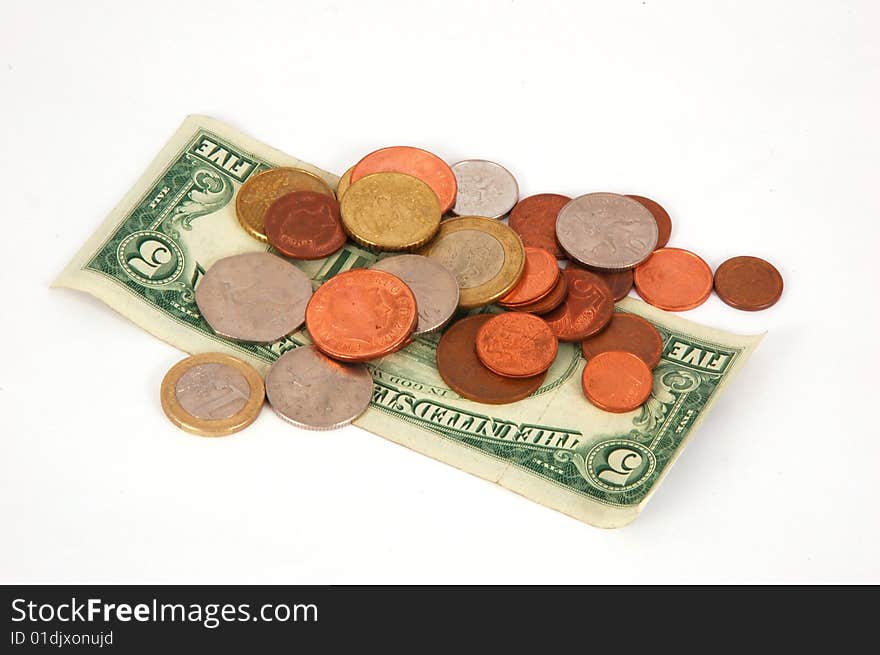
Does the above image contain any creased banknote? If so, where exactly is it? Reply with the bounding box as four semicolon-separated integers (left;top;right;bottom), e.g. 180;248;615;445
54;115;762;528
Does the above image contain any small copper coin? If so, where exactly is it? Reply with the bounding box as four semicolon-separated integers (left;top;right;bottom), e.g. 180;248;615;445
498;247;559;306
542;268;614;342
714;256;784;311
264;191;347;260
581;351;654;413
350;146;457;213
305;268;417;362
581;313;663;369
634;247;714;311
475;312;558;378
437;315;545;404
512;272;569;315
508;194;570;257
627;195;671;249
570;264;633;301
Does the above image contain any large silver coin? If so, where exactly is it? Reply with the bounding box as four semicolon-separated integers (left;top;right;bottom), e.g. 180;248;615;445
195;252;312;343
450;160;519;219
265;346;373;430
370;254;459;334
555;193;658;271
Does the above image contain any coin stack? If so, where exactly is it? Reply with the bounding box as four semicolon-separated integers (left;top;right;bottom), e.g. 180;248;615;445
161;145;784;435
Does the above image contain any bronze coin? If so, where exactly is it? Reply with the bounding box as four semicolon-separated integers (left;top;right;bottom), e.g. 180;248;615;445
475;312;558;378
581;312;663;369
507;193;570;258
542;268;614;342
714;256;783;310
581;351;654;413
508;270;568;315
627;195;671;249
264;191;347;260
634;248;714;311
570;263;633;301
436;314;545;405
498;247;559;306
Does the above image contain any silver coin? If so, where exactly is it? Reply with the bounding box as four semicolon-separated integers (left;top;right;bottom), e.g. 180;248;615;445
555;193;658;271
450;160;519;219
370;255;459;334
265;345;373;430
175;362;251;420
195;252;312;343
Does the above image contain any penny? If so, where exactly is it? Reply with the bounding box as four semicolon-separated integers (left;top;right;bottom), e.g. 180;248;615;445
350;146;457;213
336;166;354;200
305;268;417;361
714;255;784;311
160;353;265;436
508;193;570;257
627;195;671;249
418;215;525;309
340;172;441;251
581;312;663;369
264;191;347;260
581;351;654;413
265;345;373;430
236;167;335;242
594;268;634;301
436;314;545;404
195;252;313;343
542;268;614;341
370;254;459;334
511;271;568;315
498;247;559;306
556;193;658;270
476;312;558;378
450;160;519;219
634;247;713;311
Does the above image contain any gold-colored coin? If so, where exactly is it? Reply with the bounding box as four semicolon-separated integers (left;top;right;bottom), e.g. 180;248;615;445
160;353;265;437
418;215;525;309
336;165;354;200
340;172;441;251
236;167;335;242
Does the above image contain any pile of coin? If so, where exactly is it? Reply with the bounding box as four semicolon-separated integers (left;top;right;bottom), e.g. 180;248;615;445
161;144;784;435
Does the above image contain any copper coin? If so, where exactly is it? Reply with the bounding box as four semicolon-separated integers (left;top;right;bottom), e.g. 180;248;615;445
634;247;713;311
581;313;663;369
627;195;671;249
305;269;417;362
512;271;569;315
498;247;559;306
542;268;614;341
507;193;570;257
714;256;784;311
264;191;347;260
581;351;654;413
570;263;633;301
350;146;457;214
436;315;545;405
475;312;558;378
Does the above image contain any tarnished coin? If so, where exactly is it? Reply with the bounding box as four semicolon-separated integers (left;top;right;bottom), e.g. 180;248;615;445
436;314;545;405
581;312;663;369
556;193;658;271
350;146;457;214
236;167;335;242
498;247;559;307
265;345;373;430
195;252;313;343
450;160;519;219
418;215;525;309
627;195;672;249
370;254;459;334
634;247;713;311
508;193;570;257
581;351;654;413
305;268;417;362
160;353;265;436
336;166;354;200
511;271;568;315
340;172;441;251
542;268;614;341
264;191;347;260
592;268;634;301
714;256;783;311
476;312;558;378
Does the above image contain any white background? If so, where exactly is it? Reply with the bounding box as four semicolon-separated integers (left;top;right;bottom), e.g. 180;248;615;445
1;1;878;584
